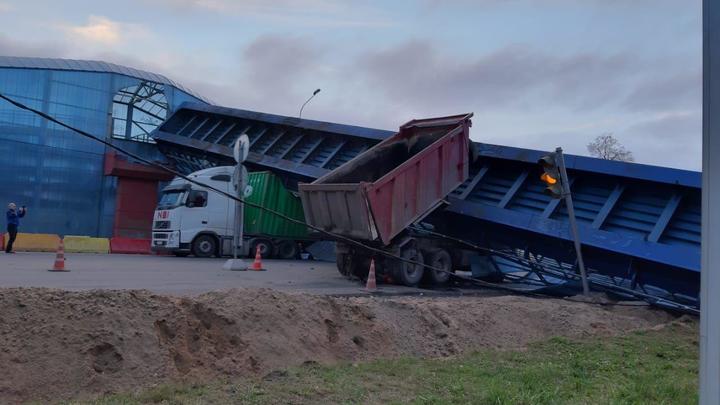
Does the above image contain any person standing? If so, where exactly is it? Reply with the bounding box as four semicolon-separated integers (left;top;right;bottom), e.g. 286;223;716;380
5;203;26;253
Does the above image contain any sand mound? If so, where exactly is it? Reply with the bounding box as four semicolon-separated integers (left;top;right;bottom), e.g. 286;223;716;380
0;288;674;403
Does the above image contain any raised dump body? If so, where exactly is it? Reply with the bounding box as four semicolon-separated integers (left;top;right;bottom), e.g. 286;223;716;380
298;114;472;246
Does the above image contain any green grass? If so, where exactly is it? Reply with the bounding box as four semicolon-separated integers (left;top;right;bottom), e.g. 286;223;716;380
68;321;698;405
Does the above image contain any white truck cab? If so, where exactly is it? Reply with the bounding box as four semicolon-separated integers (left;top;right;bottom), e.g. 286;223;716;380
152;166;238;257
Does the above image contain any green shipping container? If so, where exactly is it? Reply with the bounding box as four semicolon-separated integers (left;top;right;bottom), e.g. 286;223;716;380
244;171;309;239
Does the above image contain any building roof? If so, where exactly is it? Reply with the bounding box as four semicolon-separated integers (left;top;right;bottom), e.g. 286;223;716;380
0;55;209;103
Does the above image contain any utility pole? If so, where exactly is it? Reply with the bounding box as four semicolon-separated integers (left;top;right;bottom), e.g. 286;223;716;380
700;0;720;402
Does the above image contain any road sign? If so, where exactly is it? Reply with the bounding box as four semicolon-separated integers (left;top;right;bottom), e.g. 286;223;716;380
233;134;250;163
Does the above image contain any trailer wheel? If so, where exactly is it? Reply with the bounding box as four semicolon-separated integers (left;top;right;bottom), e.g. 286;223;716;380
192;235;217;258
424;249;452;285
336;253;352;277
250;239;274;259
276;240;299;260
395;247;424;287
336;254;370;280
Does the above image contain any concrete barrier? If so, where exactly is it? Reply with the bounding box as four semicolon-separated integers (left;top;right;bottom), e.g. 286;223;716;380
64;235;110;254
5;233;60;252
110;237;151;254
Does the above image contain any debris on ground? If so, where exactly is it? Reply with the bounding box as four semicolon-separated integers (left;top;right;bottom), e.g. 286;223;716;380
0;288;676;403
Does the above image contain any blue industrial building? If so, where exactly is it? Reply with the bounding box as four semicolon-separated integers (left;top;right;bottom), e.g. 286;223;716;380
0;56;208;238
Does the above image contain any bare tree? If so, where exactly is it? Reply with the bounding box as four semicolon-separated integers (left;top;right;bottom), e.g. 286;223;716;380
587;133;634;162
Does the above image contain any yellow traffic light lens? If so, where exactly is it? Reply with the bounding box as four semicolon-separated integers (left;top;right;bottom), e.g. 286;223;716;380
541;173;558;184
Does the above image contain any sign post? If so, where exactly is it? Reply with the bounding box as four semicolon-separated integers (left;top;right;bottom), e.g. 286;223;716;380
223;135;250;271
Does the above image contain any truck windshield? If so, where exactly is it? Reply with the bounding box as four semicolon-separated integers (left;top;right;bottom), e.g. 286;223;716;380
157;190;186;209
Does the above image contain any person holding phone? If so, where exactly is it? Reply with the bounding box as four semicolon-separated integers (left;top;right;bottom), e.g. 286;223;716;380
5;203;26;254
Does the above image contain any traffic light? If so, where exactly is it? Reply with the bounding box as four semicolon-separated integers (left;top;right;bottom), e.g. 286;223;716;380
538;153;564;198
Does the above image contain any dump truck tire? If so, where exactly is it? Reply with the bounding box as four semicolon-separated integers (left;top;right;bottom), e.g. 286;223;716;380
336;253;370;280
336;253;352;277
395;247;424;287
424;248;452;285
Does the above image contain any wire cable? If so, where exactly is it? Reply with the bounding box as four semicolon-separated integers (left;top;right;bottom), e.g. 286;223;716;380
0;92;698;314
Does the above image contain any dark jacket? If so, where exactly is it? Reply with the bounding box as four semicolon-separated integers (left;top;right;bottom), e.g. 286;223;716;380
6;209;25;227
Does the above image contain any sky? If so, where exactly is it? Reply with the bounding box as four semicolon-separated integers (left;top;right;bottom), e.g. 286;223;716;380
0;0;702;170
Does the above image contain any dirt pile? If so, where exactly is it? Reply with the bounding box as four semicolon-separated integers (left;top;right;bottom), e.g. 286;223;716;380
0;288;675;403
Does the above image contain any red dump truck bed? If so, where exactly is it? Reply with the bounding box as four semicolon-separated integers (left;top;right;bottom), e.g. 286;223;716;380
299;114;472;246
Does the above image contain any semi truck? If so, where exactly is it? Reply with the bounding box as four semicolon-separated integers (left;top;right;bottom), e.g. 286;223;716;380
151;167;310;259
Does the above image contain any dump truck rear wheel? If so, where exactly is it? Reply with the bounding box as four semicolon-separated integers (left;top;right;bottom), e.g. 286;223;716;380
395;247;424;287
336;253;371;280
336;253;352;277
424;249;452;285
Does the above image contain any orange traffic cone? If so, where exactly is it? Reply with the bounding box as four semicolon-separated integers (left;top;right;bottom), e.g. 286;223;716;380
249;245;266;271
48;238;70;272
364;259;377;291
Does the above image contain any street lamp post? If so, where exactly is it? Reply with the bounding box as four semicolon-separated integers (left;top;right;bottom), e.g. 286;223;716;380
299;88;321;119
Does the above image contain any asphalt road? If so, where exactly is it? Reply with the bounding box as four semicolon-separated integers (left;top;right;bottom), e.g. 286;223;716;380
0;252;472;297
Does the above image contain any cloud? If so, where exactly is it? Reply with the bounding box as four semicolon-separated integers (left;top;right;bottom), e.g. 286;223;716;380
243;35;323;91
62;16;150;46
202;34;330;114
623;71;701;112
421;0;691;9
65;16;121;44
146;0;392;27
356;40;640;114
176;0;342;14
620;111;701;169
0;1;13;13
0;35;67;58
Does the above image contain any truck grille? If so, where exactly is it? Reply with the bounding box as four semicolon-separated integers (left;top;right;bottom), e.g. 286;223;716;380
154;221;170;229
153;233;169;240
